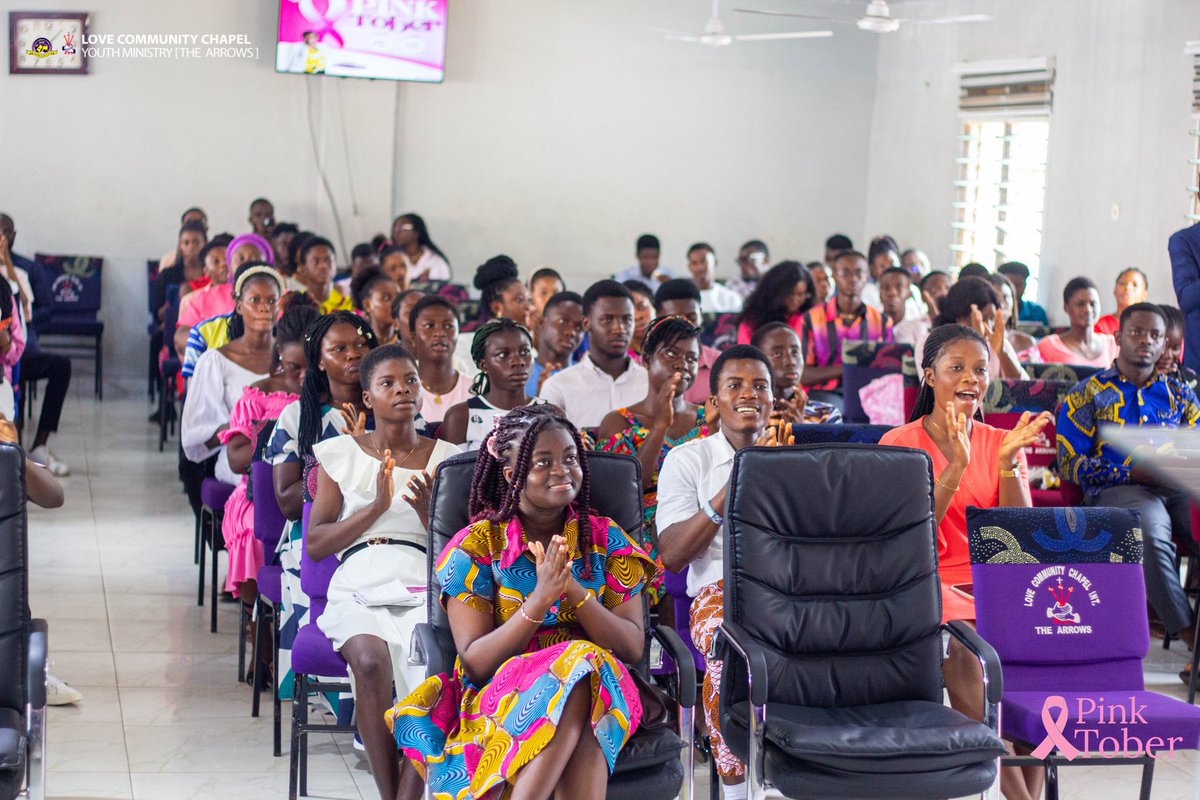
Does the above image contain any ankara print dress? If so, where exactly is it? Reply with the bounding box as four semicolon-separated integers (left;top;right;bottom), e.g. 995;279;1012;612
386;513;656;800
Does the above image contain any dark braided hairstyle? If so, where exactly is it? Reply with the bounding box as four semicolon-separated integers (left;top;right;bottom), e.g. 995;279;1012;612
641;315;701;360
297;310;378;456
468;405;595;577
225;261;283;341
271;296;320;371
468;318;533;396
908;323;989;422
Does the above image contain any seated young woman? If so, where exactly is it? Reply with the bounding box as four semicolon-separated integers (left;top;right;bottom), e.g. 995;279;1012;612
218;298;318;638
735;260;814;344
182;263;284;488
309;344;459;800
914;276;1028;380
388;405;655;800
173;235;234;358
264;310;378;692
879;324;1050;800
596;315;707;612
1036;276;1118;366
749;322;842;424
441;318;547;450
350;265;402;345
409;295;473;425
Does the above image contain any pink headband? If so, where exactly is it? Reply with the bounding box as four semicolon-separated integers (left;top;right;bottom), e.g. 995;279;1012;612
226;232;275;266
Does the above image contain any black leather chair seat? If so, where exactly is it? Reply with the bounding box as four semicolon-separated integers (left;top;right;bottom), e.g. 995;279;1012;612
606;757;685;800
725;700;1003;798
612;726;685;772
0;707;25;799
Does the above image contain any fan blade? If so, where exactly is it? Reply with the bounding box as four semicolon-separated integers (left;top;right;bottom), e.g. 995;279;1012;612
733;30;834;40
663;34;703;42
648;26;697;36
734;8;857;23
898;13;992;25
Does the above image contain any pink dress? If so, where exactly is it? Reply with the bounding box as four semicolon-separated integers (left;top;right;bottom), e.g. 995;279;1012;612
218;385;298;592
178;281;235;333
1035;333;1117;367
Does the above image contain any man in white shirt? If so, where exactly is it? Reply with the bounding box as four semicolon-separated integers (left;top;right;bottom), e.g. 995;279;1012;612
538;280;647;428
612;233;673;288
656;344;793;799
687;242;743;314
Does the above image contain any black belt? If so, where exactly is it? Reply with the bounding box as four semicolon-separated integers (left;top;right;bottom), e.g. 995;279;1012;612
340;537;427;563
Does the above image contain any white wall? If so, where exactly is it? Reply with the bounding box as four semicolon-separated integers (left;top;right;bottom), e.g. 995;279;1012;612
1;0;881;381
862;0;1200;323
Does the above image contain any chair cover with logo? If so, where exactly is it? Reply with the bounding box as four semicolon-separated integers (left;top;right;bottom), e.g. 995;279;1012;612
968;506;1200;755
788;422;892;446
1021;362;1105;385
982;378;1074;507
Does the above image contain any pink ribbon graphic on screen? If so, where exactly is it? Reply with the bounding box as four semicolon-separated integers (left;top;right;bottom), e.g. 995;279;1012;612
1031;695;1080;760
297;0;346;48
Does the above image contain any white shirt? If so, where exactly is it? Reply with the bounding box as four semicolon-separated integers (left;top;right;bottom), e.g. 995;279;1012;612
861;282;922;321
699;282;744;314
537;353;648;429
7;268;34;323
404;248;451;283
656;431;738;596
181;349;267;483
613;264;673;288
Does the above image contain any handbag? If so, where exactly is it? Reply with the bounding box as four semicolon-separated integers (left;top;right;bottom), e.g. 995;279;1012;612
630;669;677;731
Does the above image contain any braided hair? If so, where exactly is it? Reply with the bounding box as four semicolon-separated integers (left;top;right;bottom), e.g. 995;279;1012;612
297;310;378;456
908;323;989;422
226;261;283;341
468;318;533;396
469;405;595;577
641;315;701;360
271;296;320;371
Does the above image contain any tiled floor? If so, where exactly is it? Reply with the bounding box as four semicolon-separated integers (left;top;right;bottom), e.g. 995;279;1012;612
28;379;1200;799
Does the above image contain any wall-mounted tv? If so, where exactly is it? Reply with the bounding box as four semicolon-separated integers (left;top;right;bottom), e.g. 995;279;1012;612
275;0;446;82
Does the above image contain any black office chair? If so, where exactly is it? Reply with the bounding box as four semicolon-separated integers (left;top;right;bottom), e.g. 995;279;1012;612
715;444;1006;799
416;450;697;800
0;443;47;800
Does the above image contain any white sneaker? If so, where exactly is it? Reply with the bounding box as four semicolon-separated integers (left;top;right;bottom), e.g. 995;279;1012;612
28;446;70;477
46;672;82;706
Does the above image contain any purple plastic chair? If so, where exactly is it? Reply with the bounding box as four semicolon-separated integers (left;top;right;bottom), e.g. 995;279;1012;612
197;477;236;633
969;505;1200;800
250;459;286;755
289;502;354;800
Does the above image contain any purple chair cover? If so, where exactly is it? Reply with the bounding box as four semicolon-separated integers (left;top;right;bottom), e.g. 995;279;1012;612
662;567;705;674
969;505;1200;753
200;477;236;511
292;501;348;677
251;460;287;604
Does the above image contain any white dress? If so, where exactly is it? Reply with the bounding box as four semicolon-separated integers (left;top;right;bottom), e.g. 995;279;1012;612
313;435;461;698
181;349;267;484
403;248;451;283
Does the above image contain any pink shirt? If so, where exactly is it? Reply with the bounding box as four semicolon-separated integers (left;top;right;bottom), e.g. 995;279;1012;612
1035;333;1117;367
684;345;721;405
178;282;235;332
2;299;26;384
736;312;804;345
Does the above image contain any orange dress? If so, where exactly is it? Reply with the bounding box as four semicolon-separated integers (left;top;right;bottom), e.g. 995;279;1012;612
879;419;1029;622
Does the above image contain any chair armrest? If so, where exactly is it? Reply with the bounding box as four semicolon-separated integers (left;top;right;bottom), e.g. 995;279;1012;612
944;620;1003;706
411;622;454;678
714;621;769;707
650;625;697;705
28;619;48;709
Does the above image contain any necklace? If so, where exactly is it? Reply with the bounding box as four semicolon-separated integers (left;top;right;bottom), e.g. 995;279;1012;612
367;432;419;469
421;372;458;404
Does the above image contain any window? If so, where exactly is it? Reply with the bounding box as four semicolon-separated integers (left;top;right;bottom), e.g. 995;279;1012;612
950;58;1054;301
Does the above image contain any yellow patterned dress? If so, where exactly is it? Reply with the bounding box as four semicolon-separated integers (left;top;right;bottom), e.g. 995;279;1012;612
386;513;656;800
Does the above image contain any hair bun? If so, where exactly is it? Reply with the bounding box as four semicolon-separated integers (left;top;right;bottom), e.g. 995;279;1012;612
473;255;518;291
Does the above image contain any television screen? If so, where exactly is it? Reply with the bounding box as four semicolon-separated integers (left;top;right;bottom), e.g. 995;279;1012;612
275;0;446;82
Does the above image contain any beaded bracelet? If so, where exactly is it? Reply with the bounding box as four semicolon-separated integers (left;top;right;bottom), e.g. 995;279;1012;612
518;605;540;624
934;477;960;493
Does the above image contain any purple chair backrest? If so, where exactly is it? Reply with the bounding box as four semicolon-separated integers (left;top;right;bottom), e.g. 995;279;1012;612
251;460;286;546
300;501;340;620
968;505;1147;692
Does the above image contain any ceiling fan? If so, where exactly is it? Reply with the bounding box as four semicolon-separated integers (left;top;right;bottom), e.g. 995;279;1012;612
654;0;833;47
735;0;990;34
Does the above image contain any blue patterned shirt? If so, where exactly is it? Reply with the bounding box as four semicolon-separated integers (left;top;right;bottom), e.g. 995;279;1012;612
1057;365;1200;495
